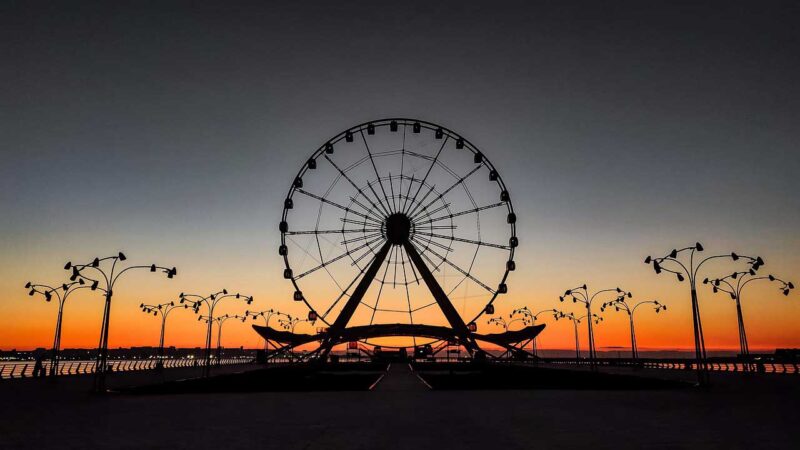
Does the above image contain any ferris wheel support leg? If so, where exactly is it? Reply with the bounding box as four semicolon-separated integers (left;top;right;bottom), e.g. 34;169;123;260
318;241;393;360
403;241;481;355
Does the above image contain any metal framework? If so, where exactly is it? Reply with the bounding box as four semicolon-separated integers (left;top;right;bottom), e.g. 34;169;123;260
269;118;521;357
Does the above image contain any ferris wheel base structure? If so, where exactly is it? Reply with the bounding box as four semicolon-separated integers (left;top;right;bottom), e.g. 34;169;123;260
253;322;545;360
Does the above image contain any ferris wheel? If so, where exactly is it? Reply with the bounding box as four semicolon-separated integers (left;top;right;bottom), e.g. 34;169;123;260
278;118;517;352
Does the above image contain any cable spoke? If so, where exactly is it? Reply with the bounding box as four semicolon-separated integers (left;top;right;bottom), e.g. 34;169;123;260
360;129;394;214
370;245;395;324
403;135;450;215
414;202;506;226
295;188;382;225
410;240;496;294
324;155;388;222
286;228;380;236
408;165;481;219
412;202;452;223
341;232;383;245
415;231;510;250
296;236;381;279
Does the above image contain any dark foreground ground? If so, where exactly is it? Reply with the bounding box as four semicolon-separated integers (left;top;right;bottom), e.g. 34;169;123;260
1;363;797;449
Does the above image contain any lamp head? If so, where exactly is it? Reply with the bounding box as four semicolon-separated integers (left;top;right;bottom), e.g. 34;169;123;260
25;282;31;289
644;256;651;264
64;262;72;270
150;264;156;272
118;252;127;261
669;249;677;258
91;257;100;267
695;242;704;252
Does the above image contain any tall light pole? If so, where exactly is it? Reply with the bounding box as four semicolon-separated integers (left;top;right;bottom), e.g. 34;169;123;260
139;300;195;369
181;290;253;376
600;298;666;360
704;271;793;357
487;316;530;359
554;311;602;362
278;316;314;360
559;285;631;368
64;252;176;393
244;309;289;357
199;314;247;365
645;242;762;385
511;307;559;357
25;279;99;376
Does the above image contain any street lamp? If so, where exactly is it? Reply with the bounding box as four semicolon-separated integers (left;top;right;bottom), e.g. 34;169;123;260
180;290;253;376
511;307;559;356
559;285;631;367
64;252;176;393
278;316;314;360
600;298;666;360
487;315;530;359
198;314;247;365
644;242;762;385
139;300;195;369
244;309;290;357
24;279;100;376
554;311;603;362
703;271;794;357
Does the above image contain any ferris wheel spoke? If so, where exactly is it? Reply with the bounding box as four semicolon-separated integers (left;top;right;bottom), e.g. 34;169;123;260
295;236;382;280
348;196;385;223
369;245;395;325
408;165;481;219
415;231;511;250
350;236;386;266
341;232;383;246
415;202;507;226
285;228;380;236
403;136;450;215
295;188;382;225
400;174;416;214
409;237;447;272
411;239;496;294
360;129;394;214
411;234;453;253
411;202;452;224
365;180;393;217
324;155;389;222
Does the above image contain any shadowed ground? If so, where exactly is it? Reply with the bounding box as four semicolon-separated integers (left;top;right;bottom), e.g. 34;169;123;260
0;364;796;449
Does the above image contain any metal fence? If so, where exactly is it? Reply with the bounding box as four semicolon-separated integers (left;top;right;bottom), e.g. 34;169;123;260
535;357;799;374
0;358;256;380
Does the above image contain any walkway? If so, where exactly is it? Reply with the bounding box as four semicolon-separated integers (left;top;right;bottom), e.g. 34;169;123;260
371;363;430;391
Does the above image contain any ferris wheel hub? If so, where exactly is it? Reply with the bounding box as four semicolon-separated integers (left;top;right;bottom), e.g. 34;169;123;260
385;213;412;245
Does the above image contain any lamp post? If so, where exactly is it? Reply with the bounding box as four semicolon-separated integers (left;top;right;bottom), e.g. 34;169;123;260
600;298;666;360
24;279;99;376
704;271;793;358
554;311;603;362
278;316;314;360
511;307;559;357
139;300;195;369
181;290;253;376
487;316;530;359
559;285;631;368
64;252;176;393
644;242;762;386
199;314;247;365
244;309;289;357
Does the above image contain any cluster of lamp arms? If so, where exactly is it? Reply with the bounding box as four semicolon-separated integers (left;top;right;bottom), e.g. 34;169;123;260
24;252;313;393
485;242;793;385
24;242;794;390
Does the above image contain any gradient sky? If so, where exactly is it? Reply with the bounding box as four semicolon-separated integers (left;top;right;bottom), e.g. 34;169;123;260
2;1;799;352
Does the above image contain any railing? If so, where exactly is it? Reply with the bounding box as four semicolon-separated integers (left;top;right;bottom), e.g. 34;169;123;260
0;358;256;380
533;357;799;374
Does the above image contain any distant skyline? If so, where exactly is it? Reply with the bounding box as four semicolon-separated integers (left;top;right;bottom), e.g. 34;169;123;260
2;1;798;352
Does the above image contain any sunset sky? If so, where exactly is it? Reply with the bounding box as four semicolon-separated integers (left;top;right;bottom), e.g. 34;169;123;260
2;1;798;353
